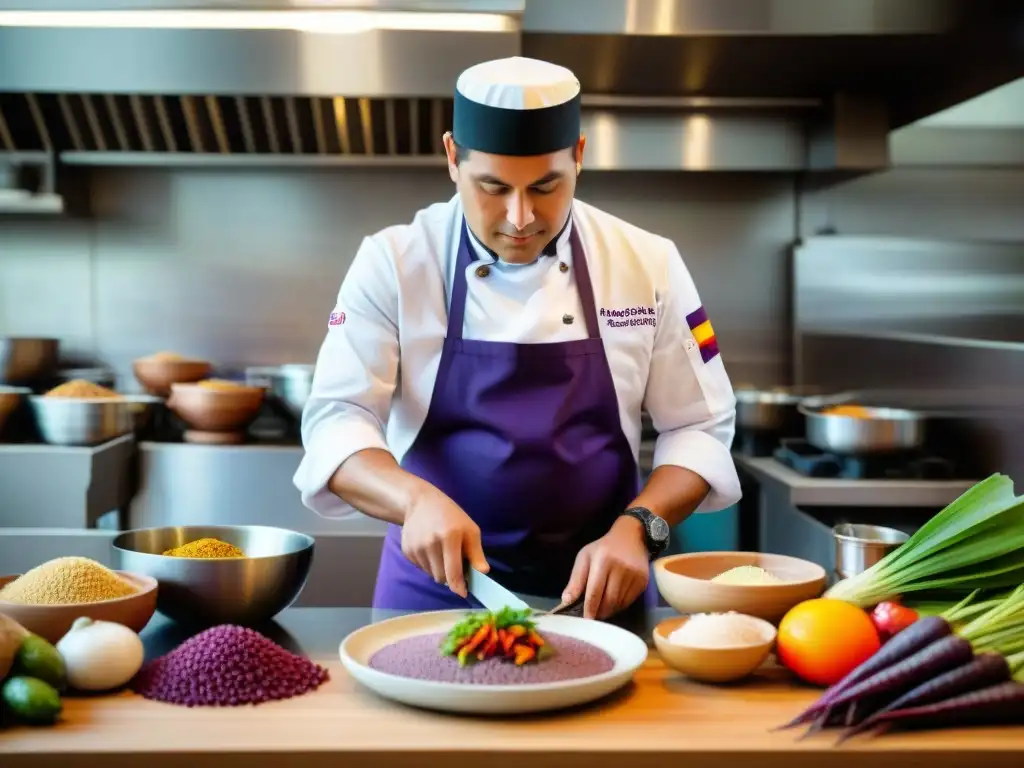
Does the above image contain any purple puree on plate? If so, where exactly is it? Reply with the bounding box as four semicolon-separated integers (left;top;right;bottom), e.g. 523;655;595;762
368;631;615;684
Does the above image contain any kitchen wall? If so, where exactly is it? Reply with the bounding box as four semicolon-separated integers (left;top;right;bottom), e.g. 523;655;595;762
0;168;796;388
2;165;1023;390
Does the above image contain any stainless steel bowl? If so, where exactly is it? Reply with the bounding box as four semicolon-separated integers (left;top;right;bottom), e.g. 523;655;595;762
833;523;910;580
246;364;314;419
0;337;59;384
0;385;31;433
112;525;315;626
799;402;925;454
29;394;160;445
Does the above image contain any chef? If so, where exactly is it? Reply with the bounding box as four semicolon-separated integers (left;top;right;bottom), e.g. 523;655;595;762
294;56;742;620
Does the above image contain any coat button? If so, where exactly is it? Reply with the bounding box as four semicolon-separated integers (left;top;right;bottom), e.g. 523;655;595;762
562;314;574;325
475;265;490;278
559;262;569;273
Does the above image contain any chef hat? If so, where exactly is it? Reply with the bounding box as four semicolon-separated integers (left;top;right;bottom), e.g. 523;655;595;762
453;56;582;157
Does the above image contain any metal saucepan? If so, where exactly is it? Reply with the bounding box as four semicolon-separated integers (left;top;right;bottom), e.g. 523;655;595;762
0;337;59;384
734;386;824;431
833;523;910;581
246;364;314;419
798;400;925;454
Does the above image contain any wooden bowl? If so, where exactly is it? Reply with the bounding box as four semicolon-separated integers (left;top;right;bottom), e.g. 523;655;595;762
133;357;212;397
0;572;158;644
167;382;265;433
653;615;776;684
653;552;827;624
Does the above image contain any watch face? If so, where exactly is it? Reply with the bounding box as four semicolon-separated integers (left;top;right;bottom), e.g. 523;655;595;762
648;515;670;542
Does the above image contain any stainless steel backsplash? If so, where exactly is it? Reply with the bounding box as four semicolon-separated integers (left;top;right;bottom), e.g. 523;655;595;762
0;168;797;388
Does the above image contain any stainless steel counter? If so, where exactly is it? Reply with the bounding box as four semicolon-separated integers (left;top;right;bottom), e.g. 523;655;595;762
735;455;978;508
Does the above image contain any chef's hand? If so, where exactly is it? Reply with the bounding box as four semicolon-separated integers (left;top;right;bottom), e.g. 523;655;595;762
402;484;489;599
562;517;649;620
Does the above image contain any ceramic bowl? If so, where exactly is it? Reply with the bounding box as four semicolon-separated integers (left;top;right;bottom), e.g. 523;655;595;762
653;615;776;684
133;356;212;397
0;571;158;644
653;551;827;624
167;381;265;433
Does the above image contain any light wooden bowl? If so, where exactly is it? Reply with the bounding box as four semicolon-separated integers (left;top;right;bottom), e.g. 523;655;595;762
653;615;776;684
653;552;827;624
0;572;158;644
167;381;265;433
133;357;212;397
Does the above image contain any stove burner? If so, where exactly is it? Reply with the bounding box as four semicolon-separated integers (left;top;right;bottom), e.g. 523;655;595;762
733;429;786;458
773;439;955;480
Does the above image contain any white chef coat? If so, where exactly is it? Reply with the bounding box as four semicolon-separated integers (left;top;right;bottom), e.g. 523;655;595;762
294;194;741;519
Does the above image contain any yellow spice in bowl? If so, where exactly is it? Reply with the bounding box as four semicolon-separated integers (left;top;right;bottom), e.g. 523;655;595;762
0;557;138;605
195;379;247;392
163;538;246;559
45;379;122;399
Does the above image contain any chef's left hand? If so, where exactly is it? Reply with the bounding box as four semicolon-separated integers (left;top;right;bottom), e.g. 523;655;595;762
562;516;649;620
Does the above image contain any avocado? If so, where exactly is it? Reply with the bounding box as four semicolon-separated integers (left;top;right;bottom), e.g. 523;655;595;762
1;676;62;725
12;635;67;693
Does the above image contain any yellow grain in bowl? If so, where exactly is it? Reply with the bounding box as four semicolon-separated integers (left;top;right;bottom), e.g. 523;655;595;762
0;557;138;605
163;538;246;559
195;379;247;392
45;379;123;399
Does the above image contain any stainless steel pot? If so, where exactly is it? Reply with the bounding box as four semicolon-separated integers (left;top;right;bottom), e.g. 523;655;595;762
734;386;829;432
246;364;314;419
833;523;909;581
29;394;160;446
799;402;925;454
0;337;59;384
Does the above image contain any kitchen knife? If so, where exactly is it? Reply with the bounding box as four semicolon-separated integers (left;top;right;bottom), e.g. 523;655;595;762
465;566;586;617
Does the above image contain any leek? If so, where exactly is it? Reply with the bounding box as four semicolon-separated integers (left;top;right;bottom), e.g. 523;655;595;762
826;474;1024;607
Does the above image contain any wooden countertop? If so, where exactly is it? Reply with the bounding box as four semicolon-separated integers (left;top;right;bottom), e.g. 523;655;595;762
2;608;1022;768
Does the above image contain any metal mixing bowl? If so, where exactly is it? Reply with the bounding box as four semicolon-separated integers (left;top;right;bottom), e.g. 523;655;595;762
246;364;314;419
29;394;161;445
112;525;315;626
0;337;59;384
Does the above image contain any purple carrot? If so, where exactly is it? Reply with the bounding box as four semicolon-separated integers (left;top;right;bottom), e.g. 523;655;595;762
775;615;952;730
837;653;1011;743
823;634;974;713
849;681;1024;737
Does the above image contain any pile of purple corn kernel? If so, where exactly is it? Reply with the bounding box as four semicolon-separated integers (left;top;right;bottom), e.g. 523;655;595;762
131;624;329;707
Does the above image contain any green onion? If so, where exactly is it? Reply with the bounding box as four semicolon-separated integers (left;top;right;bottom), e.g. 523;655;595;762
826;474;1024;607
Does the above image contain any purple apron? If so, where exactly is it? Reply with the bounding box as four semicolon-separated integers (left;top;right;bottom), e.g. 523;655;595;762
372;217;657;612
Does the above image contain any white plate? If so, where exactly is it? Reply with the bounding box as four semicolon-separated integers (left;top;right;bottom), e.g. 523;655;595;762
339;609;649;714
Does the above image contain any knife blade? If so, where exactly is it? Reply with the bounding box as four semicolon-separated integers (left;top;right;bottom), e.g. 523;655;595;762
465;567;532;613
465;566;589;617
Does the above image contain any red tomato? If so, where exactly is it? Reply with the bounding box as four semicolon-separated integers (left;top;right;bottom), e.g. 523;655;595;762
777;598;882;687
871;601;920;642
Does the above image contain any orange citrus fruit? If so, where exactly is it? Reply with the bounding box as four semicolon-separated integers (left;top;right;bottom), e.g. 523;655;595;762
776;598;881;687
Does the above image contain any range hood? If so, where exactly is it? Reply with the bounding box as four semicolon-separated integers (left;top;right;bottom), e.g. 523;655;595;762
0;0;1021;173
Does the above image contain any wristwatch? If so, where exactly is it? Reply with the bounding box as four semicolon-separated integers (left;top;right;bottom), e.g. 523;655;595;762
621;506;670;558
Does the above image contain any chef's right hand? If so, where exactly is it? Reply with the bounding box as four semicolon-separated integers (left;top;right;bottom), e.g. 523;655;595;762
401;485;489;598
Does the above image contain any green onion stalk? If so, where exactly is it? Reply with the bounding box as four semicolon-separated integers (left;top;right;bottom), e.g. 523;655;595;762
826;474;1024;608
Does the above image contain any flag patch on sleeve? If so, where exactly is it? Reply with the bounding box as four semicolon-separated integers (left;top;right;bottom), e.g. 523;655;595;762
328;311;346;326
685;305;719;363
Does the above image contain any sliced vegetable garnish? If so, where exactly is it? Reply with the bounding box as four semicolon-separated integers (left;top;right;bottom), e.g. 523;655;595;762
826;474;1024;608
440;608;553;667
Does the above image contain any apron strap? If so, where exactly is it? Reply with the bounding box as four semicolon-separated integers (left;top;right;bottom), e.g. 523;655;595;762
447;214;602;341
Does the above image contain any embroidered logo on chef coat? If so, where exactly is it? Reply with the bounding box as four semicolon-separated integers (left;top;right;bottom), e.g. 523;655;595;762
599;306;656;328
328;311;346;327
686;306;719;363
